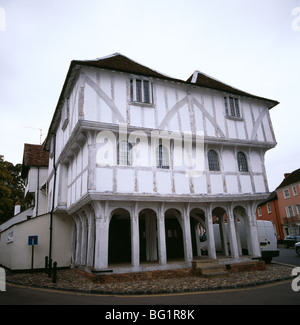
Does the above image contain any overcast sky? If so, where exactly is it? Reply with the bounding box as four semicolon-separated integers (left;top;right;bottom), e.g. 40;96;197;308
0;0;300;191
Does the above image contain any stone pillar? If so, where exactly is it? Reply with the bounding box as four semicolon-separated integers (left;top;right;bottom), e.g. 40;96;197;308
219;215;229;256
195;222;202;256
234;215;242;256
206;205;216;259
145;212;157;261
247;202;261;258
131;203;140;268
71;222;77;265
73;214;82;266
84;205;95;268
182;204;193;263
227;204;239;260
79;211;88;266
157;203;167;265
92;201;109;270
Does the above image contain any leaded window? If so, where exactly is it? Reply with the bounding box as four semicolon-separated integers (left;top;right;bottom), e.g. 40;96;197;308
157;145;169;169
118;141;132;166
224;96;241;118
237;152;248;172
130;78;152;104
208;150;220;171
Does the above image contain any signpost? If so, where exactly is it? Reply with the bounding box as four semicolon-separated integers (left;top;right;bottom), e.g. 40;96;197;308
28;236;38;270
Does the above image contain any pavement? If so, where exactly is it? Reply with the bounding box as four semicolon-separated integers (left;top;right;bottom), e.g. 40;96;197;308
5;263;295;295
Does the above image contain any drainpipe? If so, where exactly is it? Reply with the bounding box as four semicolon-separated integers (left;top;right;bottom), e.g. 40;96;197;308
273;199;281;241
36;167;40;217
49;134;57;263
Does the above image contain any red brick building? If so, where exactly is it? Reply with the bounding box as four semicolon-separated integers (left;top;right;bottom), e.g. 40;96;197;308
257;168;300;240
276;169;300;237
257;192;283;240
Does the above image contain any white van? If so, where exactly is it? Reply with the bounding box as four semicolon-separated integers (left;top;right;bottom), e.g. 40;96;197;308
199;220;279;262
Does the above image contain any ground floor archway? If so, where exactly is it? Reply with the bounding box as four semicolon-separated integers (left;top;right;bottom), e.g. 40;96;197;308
108;208;131;264
71;199;262;273
165;208;184;260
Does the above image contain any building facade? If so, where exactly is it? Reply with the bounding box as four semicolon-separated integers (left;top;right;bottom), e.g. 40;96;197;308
256;192;283;240
276;169;300;237
42;53;279;273
0;144;73;270
257;169;300;239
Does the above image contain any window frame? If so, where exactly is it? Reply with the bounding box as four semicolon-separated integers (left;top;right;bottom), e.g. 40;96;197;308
224;96;242;119
208;149;220;171
156;144;170;169
130;77;153;105
286;205;295;218
117;141;132;166
267;202;272;214
257;206;262;217
283;189;290;199
237;151;249;172
292;186;298;196
61;98;70;131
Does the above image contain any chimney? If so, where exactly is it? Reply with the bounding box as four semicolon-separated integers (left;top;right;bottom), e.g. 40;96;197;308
14;200;21;216
284;173;291;179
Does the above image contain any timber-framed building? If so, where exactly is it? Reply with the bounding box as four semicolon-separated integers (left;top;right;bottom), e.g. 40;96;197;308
42;53;279;273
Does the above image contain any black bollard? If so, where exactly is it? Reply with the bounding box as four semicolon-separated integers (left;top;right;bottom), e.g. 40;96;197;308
52;262;57;283
45;256;48;274
48;258;52;278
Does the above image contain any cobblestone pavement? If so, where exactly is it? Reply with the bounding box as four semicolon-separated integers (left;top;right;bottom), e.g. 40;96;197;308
6;264;294;295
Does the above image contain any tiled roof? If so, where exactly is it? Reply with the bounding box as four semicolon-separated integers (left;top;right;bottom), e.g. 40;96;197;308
258;191;278;206
21;144;49;178
186;70;273;102
276;168;300;190
76;53;180;82
76;53;278;107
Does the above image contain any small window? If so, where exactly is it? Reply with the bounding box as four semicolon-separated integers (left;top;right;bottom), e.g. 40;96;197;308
257;206;262;217
208;150;220;171
156;145;169;169
292;186;298;196
286;205;295;217
7;231;14;243
49;135;55;158
296;204;300;215
224;96;241;118
284;189;290;199
118;141;132;166
267;202;272;214
61;98;69;130
237;152;248;172
130;78;153;104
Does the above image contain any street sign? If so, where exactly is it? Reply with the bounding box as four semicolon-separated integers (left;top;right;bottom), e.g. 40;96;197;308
28;236;38;270
28;235;38;246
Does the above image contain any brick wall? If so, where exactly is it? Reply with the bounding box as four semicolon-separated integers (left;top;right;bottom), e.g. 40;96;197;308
75;268;193;283
74;260;266;283
227;261;266;272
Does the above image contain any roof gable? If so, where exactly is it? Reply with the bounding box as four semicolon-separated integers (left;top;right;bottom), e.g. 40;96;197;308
186;70;279;108
21;144;49;178
276;168;300;190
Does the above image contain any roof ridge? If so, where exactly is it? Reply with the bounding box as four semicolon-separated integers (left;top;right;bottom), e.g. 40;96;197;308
82;52;122;62
276;168;300;190
75;53;177;80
